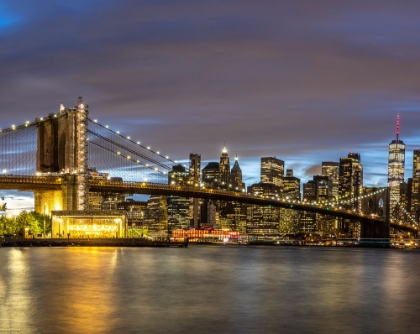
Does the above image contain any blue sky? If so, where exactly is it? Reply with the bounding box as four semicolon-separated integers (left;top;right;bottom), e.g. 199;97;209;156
1;0;420;208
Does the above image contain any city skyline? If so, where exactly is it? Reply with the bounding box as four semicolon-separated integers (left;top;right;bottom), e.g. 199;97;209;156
1;0;420;209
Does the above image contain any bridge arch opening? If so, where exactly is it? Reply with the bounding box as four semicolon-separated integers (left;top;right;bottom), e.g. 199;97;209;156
378;198;384;217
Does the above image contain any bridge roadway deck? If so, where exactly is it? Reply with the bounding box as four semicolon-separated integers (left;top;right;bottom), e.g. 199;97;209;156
0;175;418;233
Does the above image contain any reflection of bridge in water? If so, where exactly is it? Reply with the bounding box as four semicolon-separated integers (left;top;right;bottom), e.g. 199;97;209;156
0;97;418;238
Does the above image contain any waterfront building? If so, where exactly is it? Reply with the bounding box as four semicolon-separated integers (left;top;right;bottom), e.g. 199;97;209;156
144;196;168;236
299;211;316;233
387;114;405;214
246;157;285;234
200;199;217;226
247;182;282;234
116;199;147;236
51;211;127;239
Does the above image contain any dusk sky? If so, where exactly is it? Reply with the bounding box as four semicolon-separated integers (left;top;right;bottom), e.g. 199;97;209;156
1;0;420;209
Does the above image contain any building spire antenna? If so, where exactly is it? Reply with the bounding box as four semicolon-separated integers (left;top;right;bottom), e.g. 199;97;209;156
396;113;400;141
222;138;227;153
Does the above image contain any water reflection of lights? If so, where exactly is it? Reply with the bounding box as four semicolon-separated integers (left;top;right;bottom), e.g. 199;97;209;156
2;249;31;332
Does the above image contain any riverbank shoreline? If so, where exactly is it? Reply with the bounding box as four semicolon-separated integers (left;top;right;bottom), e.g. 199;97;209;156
0;237;189;248
1;238;419;249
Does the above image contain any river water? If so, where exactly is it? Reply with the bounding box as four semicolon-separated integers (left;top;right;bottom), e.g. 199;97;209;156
0;245;419;334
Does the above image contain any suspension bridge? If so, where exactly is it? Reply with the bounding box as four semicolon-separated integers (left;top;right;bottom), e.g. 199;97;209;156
0;98;418;238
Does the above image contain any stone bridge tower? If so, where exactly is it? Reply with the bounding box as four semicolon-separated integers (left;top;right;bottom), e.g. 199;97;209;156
360;187;390;238
34;97;88;213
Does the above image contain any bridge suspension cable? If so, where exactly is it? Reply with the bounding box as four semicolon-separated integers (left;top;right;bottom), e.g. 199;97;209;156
87;118;176;182
0;121;37;176
389;192;418;227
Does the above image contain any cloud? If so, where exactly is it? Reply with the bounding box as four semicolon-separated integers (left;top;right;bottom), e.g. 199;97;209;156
1;0;420;190
304;165;322;178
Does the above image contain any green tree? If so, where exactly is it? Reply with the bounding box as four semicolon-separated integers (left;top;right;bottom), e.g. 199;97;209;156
0;215;8;235
30;211;52;236
0;211;52;237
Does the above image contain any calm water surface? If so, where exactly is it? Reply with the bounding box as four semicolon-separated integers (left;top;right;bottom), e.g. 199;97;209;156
0;245;419;334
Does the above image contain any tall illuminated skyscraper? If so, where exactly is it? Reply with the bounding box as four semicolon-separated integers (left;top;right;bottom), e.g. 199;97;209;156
387;114;405;213
339;153;363;237
219;146;231;188
230;155;244;191
167;164;189;231
322;161;339;200
411;149;420;221
261;157;284;187
247;157;283;234
189;153;201;229
339;153;363;212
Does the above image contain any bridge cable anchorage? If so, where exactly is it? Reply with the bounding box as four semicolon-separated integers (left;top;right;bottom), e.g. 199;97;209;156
87;117;181;166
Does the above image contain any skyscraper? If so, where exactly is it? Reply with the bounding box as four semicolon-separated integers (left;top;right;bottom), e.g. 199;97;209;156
167;164;189;231
339;153;363;212
202;162;220;188
219;146;231;188
283;169;301;200
261;157;284;188
387;114;405;213
201;162;219;227
339;153;363;237
303;175;332;203
230;155;244;191
411;149;420;222
189;153;201;228
280;170;301;233
322;161;339;200
247;157;283;234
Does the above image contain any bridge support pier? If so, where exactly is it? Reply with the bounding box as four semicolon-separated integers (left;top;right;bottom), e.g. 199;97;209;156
35;97;89;213
360;220;390;239
34;174;81;213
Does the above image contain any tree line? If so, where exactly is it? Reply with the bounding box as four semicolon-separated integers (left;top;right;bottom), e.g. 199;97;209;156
0;209;52;237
